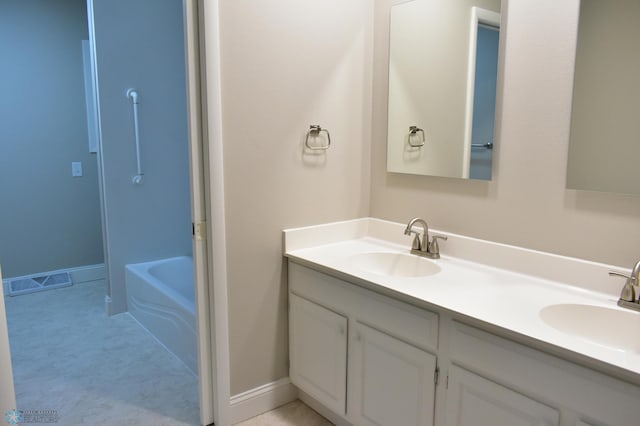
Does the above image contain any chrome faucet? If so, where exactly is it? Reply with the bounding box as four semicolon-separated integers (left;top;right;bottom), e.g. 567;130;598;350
609;259;640;312
404;217;447;259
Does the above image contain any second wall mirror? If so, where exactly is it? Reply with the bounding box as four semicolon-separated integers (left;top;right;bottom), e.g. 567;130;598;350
566;0;640;196
386;0;502;180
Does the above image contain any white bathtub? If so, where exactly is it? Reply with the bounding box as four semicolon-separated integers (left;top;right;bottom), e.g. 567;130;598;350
125;256;197;374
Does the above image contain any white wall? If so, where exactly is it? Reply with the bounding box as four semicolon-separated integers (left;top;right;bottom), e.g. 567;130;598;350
0;0;103;278
209;0;640;401
218;0;373;395
91;0;192;314
372;0;640;267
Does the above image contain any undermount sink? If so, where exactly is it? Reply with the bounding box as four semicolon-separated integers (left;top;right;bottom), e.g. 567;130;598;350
349;252;441;278
540;304;640;353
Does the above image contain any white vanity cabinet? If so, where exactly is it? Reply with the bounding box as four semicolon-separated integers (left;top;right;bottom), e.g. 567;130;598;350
288;261;439;426
288;260;640;426
285;219;640;426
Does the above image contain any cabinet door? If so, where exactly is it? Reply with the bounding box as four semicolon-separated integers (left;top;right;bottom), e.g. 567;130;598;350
289;293;348;415
445;366;560;426
350;322;437;426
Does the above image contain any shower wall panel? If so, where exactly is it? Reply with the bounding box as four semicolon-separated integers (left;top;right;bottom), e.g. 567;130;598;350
91;0;192;314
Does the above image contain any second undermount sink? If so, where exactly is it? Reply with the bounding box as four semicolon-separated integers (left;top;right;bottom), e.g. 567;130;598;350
540;303;640;353
349;252;441;278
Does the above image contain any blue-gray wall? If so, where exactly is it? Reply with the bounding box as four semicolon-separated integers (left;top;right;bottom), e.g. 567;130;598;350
0;0;104;278
91;0;192;313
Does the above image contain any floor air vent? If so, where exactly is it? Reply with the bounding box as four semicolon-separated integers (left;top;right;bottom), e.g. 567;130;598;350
7;272;72;296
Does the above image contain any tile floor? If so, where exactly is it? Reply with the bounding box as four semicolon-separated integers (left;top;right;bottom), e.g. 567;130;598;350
4;280;200;425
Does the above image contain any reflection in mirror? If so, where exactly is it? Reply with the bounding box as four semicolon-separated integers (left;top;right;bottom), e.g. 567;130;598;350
566;0;640;195
386;0;501;180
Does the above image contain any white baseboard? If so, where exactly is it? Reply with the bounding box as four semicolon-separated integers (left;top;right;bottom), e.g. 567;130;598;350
298;390;353;426
69;263;105;283
229;377;298;424
2;264;105;295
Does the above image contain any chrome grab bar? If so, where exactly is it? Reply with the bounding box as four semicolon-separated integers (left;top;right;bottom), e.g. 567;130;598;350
127;89;143;185
471;142;493;149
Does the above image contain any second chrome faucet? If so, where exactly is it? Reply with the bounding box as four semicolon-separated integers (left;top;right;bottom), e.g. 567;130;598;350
404;217;447;259
609;259;640;312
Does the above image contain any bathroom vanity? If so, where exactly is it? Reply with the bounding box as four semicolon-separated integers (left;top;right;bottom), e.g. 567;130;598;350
283;218;640;426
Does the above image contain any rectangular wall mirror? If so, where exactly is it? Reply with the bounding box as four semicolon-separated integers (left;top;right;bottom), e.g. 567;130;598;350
566;0;640;195
386;0;502;180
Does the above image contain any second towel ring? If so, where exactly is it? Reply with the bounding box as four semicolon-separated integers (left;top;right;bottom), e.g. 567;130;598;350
305;125;331;150
408;125;425;147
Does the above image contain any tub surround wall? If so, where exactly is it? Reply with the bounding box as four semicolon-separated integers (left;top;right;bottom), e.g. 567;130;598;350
0;0;103;278
371;0;640;267
218;0;373;395
125;256;196;374
90;0;192;314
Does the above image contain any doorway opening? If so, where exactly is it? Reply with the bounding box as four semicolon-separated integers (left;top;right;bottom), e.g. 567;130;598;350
0;0;217;424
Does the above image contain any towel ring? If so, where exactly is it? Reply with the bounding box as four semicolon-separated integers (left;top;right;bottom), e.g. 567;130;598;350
408;126;425;147
305;125;331;150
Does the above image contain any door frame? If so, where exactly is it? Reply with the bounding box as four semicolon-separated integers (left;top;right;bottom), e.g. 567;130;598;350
0;266;17;418
185;1;231;425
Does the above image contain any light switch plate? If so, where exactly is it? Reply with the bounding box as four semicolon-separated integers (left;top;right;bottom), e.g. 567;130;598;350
72;162;83;177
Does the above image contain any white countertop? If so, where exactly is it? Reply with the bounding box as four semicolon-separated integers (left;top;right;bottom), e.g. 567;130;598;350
284;218;640;382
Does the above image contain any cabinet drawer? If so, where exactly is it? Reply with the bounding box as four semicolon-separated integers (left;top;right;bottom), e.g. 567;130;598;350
445;365;559;426
289;261;438;352
450;321;640;426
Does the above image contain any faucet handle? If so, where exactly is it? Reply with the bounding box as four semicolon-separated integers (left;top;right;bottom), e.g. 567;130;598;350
428;235;448;257
408;231;422;250
609;271;637;302
609;271;631;279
